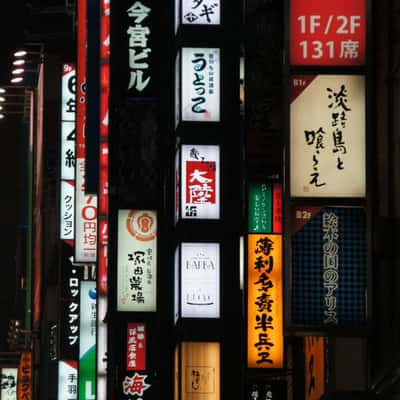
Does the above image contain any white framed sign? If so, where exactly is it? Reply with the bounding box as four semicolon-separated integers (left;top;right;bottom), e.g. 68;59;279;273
181;144;220;220
60;180;75;240
58;361;77;400
117;210;157;312
182;0;221;25
181;242;220;318
181;48;220;122
290;75;365;197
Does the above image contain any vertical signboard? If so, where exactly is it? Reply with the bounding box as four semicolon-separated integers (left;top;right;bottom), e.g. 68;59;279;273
58;361;78;400
181;242;220;318
17;352;32;400
1;368;17;400
124;0;155;96
304;337;325;400
181;48;220;122
291;206;367;328
247;234;284;369
248;183;282;234
117;210;157;312
60;252;81;360
127;323;146;371
79;281;97;400
181;145;220;220
75;0;98;263
60;180;75;241
181;342;220;400
290;75;365;198
290;0;366;66
181;0;221;25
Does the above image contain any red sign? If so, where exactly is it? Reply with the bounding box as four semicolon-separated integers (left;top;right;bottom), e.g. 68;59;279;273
185;161;216;205
127;323;146;371
290;0;365;66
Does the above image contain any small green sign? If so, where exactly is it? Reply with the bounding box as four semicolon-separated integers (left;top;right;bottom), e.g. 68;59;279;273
248;183;272;233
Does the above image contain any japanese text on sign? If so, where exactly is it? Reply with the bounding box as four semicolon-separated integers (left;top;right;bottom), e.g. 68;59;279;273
127;323;146;371
290;0;365;65
182;0;220;25
126;1;151;92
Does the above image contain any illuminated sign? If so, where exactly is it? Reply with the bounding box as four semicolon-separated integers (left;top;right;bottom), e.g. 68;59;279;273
1;368;17;400
304;337;325;400
290;75;365;198
175;51;180;128
117;210;157;312
58;361;78;400
79;281;96;400
60;180;75;240
247;234;284;369
61;63;76;181
17;352;32;400
181;242;220;318
75;0;98;263
174;247;179;323
125;1;153;94
291;206;367;328
290;0;366;66
127;323;146;371
181;47;220;122
180;342;220;400
182;0;221;25
248;182;282;234
181;144;220;220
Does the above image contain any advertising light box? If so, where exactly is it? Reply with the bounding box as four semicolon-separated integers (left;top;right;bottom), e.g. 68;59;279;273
290;75;365;198
1;368;17;400
182;0;221;25
291;206;367;328
117;210;157;312
247;234;284;369
60;180;75;240
304;337;325;400
290;0;366;66
127;323;146;371
181;342;220;400
181;47;220;122
181;242;220;318
58;361;78;400
181;144;220;220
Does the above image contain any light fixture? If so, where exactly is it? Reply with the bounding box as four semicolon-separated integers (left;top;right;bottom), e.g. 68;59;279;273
13;59;25;66
14;50;27;57
0;97;5;102
0;88;5;93
11;77;24;84
12;68;24;75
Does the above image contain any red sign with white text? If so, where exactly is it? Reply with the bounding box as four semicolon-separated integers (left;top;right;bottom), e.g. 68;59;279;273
127;323;146;371
185;161;216;205
290;0;365;66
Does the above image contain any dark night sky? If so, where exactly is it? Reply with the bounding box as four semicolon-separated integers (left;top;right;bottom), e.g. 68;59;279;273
0;1;29;350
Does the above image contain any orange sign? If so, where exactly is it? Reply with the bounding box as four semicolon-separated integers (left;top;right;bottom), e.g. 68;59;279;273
304;337;325;400
247;234;284;368
17;351;32;400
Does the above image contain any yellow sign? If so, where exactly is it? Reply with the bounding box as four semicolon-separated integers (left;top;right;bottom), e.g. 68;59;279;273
304;337;325;400
247;234;284;368
181;342;220;400
17;351;32;400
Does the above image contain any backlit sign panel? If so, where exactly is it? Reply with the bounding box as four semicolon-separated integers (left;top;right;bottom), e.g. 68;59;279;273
304;337;325;400
58;361;78;400
290;0;366;66
181;144;220;220
291;206;367;328
17;352;32;400
1;368;17;400
127;323;146;371
247;234;284;369
181;342;220;400
182;0;221;25
181;48;220;122
117;210;157;312
290;75;365;198
181;242;220;318
60;180;75;240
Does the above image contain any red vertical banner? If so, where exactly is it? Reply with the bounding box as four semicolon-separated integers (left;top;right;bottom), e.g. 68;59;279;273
127;323;146;371
272;183;282;234
75;0;98;263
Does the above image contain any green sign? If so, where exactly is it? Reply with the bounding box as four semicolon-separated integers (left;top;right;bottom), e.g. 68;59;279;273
248;183;272;233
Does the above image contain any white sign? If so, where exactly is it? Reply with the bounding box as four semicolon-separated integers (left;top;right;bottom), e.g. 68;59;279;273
174;246;179;323
181;144;220;220
175;51;180;129
75;158;98;262
1;368;17;400
290;75;365;197
60;180;75;240
58;361;77;400
181;47;220;121
182;0;220;25
117;210;157;312
181;242;220;318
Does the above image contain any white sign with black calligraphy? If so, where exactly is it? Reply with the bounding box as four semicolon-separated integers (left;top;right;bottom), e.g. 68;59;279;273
290;75;365;198
182;0;220;25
